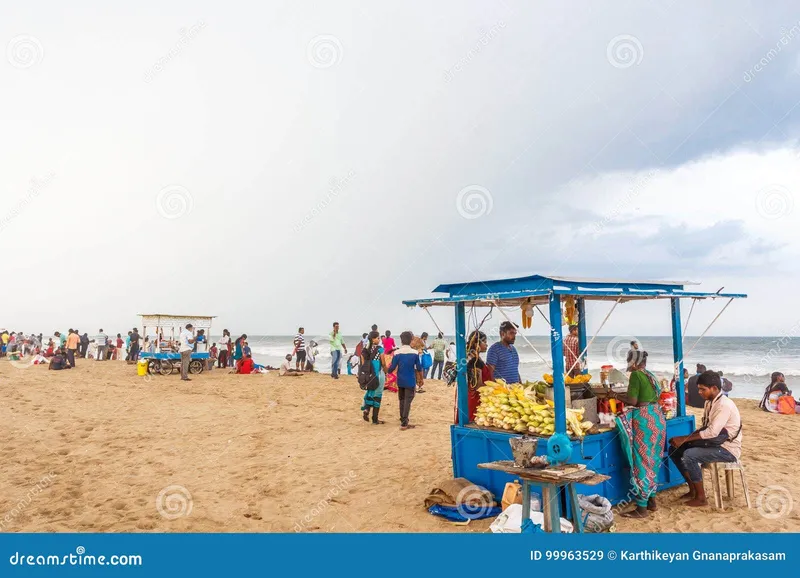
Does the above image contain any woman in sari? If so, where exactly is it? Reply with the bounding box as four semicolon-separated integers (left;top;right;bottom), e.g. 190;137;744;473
614;352;667;518
233;334;247;365
759;371;791;412
455;330;490;424
360;331;386;424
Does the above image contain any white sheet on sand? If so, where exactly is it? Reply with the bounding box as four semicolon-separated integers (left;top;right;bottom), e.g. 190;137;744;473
489;503;572;533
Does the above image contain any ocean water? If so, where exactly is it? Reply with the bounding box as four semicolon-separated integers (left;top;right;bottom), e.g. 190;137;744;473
213;335;797;400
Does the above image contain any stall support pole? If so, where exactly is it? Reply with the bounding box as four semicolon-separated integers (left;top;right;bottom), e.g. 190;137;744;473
455;302;469;426
671;298;686;418
577;298;587;374
549;293;567;435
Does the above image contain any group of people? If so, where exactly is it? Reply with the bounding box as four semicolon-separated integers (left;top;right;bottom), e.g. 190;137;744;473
357;328;426;430
614;353;743;516
1;328;146;369
758;371;799;414
331;323;455;430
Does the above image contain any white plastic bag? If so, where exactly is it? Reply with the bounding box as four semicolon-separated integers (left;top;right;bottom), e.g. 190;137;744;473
489;504;573;533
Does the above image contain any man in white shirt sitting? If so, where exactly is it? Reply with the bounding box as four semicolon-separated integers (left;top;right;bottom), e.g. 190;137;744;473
280;354;302;377
179;324;196;381
668;370;742;507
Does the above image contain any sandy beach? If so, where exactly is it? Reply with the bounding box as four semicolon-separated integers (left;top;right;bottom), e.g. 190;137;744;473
1;359;798;533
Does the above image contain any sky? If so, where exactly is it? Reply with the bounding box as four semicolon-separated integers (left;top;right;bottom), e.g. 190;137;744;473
3;0;800;337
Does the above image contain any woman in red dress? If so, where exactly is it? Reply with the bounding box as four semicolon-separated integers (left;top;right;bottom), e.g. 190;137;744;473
455;330;490;424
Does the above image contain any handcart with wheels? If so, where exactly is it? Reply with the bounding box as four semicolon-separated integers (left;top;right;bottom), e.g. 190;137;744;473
136;313;215;377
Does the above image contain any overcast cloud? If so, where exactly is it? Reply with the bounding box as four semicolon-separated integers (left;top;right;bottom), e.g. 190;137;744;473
2;0;800;336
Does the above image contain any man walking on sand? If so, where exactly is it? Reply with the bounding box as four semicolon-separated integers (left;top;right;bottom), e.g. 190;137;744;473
329;321;347;379
179;323;196;381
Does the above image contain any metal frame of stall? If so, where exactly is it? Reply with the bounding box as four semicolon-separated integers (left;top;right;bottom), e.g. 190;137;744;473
402;274;746;504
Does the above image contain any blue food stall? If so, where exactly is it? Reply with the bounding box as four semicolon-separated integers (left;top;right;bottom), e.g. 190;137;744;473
402;274;745;505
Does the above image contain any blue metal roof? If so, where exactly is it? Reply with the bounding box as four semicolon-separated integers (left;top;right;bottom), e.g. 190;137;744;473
403;274;746;307
432;274;697;297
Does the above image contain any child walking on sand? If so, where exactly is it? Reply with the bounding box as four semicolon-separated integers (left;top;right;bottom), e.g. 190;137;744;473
387;331;423;430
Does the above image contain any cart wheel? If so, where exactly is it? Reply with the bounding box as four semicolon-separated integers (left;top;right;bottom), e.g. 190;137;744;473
158;360;174;376
189;360;204;374
147;360;159;375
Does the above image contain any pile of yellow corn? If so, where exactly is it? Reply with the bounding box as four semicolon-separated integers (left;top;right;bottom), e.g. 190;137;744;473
473;381;593;438
542;373;591;385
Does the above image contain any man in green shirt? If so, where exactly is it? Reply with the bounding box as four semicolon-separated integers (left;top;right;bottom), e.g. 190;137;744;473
329;321;347;379
430;332;446;380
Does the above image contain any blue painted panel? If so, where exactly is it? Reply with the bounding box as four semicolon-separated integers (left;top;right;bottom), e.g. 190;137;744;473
452;415;696;507
139;352;210;360
434;276;553;297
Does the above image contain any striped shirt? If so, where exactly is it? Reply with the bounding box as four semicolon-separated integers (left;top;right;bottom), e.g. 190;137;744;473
294;333;305;351
486;342;520;384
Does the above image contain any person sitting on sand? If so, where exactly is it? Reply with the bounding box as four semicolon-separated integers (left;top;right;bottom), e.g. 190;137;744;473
759;372;789;412
48;347;72;370
236;353;256;374
279;354;303;377
668;370;742;507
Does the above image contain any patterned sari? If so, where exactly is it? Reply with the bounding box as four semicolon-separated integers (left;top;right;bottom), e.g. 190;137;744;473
361;345;386;410
616;370;667;507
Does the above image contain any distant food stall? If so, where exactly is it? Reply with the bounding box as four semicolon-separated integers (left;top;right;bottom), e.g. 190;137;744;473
402;274;746;504
137;313;215;376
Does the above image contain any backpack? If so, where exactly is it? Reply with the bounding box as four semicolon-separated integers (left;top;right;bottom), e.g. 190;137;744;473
421;352;433;370
357;351;378;391
777;395;796;415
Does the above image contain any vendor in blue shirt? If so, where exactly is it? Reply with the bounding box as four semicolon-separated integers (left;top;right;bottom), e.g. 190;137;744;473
486;321;521;384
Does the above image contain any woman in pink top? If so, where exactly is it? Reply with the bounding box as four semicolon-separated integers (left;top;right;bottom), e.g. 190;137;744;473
381;330;396;353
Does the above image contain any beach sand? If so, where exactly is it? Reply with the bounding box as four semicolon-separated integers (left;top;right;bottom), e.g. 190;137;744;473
1;360;798;533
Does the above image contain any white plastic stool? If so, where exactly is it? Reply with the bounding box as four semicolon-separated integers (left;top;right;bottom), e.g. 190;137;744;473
703;461;751;510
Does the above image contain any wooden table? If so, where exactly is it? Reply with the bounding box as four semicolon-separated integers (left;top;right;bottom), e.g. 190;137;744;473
478;461;609;533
